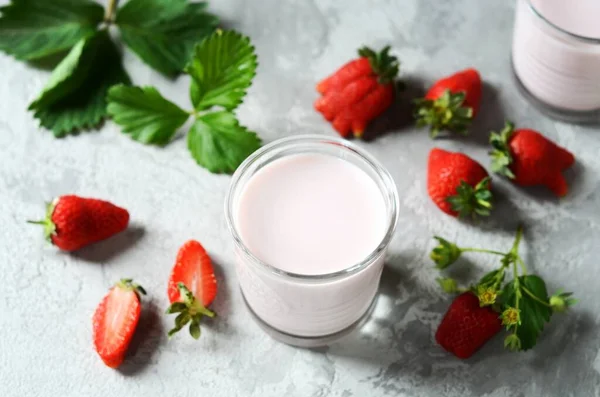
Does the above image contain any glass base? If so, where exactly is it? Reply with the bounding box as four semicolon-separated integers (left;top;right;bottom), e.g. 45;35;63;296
241;289;378;348
511;59;600;125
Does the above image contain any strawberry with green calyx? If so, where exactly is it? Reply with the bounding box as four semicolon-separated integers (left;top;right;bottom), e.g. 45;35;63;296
93;279;146;368
314;45;400;139
432;226;577;358
489;121;575;197
427;148;493;219
28;195;129;251
166;240;217;339
415;68;482;138
167;283;215;339
435;292;502;359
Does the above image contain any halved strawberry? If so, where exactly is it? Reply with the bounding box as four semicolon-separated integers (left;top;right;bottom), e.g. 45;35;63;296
92;279;145;368
166;240;217;339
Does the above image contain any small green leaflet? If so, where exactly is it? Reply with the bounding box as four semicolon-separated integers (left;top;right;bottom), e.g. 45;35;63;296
0;0;104;61
502;275;552;350
107;85;190;145
29;31;130;137
116;0;218;77
107;29;261;173
188;111;261;173
477;269;505;288
186;30;258;111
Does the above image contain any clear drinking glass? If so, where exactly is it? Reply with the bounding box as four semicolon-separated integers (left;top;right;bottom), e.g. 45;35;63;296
224;135;399;347
512;0;600;123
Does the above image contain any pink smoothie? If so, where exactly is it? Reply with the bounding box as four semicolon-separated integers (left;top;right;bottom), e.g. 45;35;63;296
235;153;387;275
512;0;600;112
230;149;395;341
531;0;600;39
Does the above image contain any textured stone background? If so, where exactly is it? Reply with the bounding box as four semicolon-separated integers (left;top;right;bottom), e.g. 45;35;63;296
1;0;599;396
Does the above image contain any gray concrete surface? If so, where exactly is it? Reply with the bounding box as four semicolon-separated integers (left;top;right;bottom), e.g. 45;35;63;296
1;0;599;396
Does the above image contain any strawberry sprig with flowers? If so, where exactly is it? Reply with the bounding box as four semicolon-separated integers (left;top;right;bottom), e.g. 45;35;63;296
431;226;577;352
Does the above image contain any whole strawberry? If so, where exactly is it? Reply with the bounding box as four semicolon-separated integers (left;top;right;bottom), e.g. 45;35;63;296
489;121;575;196
436;292;502;359
428;148;492;218
28;195;129;251
166;240;217;339
415;68;482;138
314;46;399;139
93;279;146;368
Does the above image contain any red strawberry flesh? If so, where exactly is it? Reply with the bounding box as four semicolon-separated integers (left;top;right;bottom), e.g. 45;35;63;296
168;240;217;307
435;292;502;359
93;282;141;368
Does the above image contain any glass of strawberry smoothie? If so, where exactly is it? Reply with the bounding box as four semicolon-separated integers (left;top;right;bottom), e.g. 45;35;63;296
512;0;600;122
225;135;399;347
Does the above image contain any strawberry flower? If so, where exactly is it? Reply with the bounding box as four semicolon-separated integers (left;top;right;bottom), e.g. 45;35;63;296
504;334;522;352
437;277;460;294
550;290;578;313
501;307;520;327
477;286;497;307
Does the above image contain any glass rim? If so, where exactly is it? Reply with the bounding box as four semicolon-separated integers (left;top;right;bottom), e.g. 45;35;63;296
224;134;399;282
526;0;600;43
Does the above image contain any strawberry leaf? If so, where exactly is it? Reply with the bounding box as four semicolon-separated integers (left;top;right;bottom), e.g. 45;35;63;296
0;0;104;61
446;177;493;219
115;0;218;77
414;89;473;138
189;317;201;339
166;302;188;314
477;268;505;289
489;121;516;179
502;275;552;350
107;84;190;145
187;111;261;174
29;30;130;137
186;30;258;111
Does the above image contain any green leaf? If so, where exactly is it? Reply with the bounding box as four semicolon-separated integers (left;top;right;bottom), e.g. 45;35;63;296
446;177;493;219
187;111;261;174
189;317;201;339
489;121;516;179
0;0;104;60
166;302;188;314
28;38;91;110
502;275;552;350
357;45;399;84
186;30;258;111
413;89;473;138
115;0;218;77
107;85;190;145
29;30;130;137
175;312;191;329
477;268;505;289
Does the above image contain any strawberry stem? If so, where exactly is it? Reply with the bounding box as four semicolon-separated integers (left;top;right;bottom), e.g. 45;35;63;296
517;256;528;275
104;0;119;23
27;201;57;243
522;286;552;308
510;226;524;254
512;260;521;323
461;248;506;256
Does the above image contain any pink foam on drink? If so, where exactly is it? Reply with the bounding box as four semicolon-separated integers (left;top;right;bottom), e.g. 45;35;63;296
235;153;387;275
